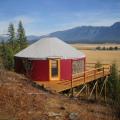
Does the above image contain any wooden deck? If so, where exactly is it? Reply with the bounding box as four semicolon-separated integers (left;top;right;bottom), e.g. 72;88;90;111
35;63;111;93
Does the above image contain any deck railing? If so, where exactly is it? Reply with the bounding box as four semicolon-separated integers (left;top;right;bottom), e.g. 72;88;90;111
72;63;111;84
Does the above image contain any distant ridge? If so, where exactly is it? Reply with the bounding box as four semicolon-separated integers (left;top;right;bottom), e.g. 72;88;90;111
0;22;120;43
47;22;120;43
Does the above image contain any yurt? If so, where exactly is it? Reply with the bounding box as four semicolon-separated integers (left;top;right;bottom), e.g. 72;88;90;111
14;37;86;81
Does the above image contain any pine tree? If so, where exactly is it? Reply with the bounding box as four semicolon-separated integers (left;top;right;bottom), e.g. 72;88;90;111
6;23;16;70
1;40;6;67
17;21;28;50
1;40;14;70
8;23;16;51
0;21;28;70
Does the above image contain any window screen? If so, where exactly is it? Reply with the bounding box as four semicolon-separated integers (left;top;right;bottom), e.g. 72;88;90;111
72;59;84;74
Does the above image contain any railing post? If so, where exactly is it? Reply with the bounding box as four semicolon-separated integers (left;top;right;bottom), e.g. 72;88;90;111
85;84;90;97
104;77;107;102
103;67;104;77
84;71;86;83
84;58;86;84
94;69;96;80
110;65;112;74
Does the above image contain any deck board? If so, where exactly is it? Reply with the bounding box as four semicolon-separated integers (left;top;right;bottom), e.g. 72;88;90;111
35;69;110;92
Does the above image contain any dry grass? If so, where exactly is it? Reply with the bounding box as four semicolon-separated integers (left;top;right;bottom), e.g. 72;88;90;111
82;50;120;70
0;70;118;120
0;43;119;119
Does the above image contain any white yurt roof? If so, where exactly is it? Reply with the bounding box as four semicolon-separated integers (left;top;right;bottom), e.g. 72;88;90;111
15;37;85;59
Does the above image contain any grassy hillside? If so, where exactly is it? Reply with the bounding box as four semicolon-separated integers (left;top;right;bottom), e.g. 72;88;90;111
0;70;118;120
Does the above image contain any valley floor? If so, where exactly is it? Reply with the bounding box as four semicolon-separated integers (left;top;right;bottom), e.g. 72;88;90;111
72;43;120;71
72;43;120;50
82;50;120;71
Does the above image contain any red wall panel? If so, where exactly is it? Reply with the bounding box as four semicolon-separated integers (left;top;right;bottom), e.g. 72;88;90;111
15;57;86;82
60;59;72;80
31;60;49;81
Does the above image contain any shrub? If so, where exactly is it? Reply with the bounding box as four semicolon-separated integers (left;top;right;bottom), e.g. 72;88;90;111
114;46;118;50
108;63;120;117
109;47;113;50
102;46;106;50
96;46;101;50
95;61;102;71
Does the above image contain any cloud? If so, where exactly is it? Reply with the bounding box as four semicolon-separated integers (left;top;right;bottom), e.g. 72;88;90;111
0;21;10;34
0;15;37;35
13;16;36;24
0;10;120;36
26;10;120;35
50;10;120;32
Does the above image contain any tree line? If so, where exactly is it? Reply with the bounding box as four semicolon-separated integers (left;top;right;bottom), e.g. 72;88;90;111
96;46;119;50
0;21;28;70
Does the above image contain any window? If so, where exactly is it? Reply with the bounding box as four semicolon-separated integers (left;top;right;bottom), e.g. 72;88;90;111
22;59;32;72
51;60;58;78
72;59;84;74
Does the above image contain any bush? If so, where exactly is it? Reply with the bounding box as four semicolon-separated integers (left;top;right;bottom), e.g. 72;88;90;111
108;63;120;117
109;47;113;50
96;46;101;50
114;46;118;50
1;42;14;70
95;61;102;71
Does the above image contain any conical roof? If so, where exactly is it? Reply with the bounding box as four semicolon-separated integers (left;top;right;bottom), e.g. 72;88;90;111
15;37;85;59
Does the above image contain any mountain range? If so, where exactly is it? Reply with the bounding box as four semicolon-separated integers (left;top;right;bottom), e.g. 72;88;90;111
0;22;120;43
47;22;120;43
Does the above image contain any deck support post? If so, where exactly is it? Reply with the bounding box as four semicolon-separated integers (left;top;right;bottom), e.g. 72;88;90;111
85;84;90;97
70;80;74;97
104;78;107;102
88;81;98;100
75;84;86;97
87;84;90;96
85;84;88;96
95;81;98;100
99;76;108;102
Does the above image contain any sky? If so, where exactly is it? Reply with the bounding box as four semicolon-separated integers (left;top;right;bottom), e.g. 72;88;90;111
0;0;120;35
